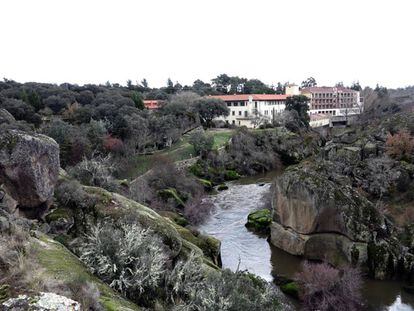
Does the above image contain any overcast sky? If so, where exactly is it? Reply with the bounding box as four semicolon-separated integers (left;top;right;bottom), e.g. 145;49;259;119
0;0;413;89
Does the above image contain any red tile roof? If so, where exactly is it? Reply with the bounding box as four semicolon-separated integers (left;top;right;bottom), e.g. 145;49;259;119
209;94;288;101
143;100;160;110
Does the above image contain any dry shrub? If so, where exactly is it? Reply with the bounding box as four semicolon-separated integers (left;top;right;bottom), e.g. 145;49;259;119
183;195;214;225
386;130;414;162
295;261;363;311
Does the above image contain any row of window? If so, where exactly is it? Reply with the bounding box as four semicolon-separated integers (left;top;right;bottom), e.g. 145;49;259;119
226;101;285;107
312;92;355;98
313;98;355;104
231;110;248;117
226;101;246;107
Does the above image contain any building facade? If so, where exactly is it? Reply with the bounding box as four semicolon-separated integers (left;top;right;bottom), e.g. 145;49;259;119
210;94;288;128
301;86;363;117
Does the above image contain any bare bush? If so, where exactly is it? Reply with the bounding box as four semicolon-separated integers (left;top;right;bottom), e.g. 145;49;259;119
68;155;118;191
79;221;169;306
295;261;363;311
183;195;214;225
386;130;414;162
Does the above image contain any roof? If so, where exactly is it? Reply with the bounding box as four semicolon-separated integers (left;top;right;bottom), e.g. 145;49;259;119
209;94;288;101
301;86;358;93
143;100;161;109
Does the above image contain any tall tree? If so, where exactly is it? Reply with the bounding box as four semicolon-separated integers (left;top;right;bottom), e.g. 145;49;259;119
141;78;149;88
350;82;362;92
212;74;232;94
285;95;310;128
301;77;317;88
192;98;229;128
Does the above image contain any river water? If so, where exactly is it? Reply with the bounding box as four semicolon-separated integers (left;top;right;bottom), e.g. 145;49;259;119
198;173;414;311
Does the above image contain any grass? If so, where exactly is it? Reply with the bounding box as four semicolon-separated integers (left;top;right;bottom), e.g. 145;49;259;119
120;129;234;180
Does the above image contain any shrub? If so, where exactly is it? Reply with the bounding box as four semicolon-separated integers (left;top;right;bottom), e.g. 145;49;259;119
183;194;214;224
68;156;118;191
103;134;124;154
386;130;414;162
79;222;169;306
294;261;363;311
54;179;97;210
167;253;286;311
189;130;214;157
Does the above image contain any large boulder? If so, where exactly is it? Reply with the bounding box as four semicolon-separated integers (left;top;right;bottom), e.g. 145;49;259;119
269;162;408;278
0;109;15;125
0;130;60;209
272;163;382;241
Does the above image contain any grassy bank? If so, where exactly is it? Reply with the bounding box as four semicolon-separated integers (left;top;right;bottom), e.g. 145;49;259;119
118;129;234;180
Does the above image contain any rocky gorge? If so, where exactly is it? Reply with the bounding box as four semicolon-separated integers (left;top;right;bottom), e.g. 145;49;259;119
270;113;414;282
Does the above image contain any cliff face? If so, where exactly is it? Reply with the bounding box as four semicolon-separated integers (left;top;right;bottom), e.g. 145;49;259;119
270;163;380;267
270;113;414;280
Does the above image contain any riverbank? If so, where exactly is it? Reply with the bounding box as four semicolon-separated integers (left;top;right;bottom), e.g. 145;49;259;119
197;173;414;310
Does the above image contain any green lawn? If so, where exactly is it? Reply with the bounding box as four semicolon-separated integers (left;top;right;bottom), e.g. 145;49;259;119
119;129;234;180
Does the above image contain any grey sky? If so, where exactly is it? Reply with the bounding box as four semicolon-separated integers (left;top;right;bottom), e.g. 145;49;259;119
1;0;413;88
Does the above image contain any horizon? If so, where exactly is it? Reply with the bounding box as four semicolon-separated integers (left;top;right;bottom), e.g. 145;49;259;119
1;0;413;89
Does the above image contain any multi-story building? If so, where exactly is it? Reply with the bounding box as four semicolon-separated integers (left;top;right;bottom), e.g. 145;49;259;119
210;94;288;128
300;86;363;117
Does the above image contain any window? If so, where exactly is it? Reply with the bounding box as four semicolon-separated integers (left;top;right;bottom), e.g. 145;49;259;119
227;102;232;107
264;110;268;115
234;102;239;107
232;120;235;125
240;102;245;106
232;111;235;116
244;111;248;117
238;111;242;116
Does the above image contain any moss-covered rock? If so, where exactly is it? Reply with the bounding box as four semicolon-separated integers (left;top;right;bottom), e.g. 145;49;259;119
159;211;189;227
171;223;222;267
197;178;213;191
279;282;299;299
217;184;228;191
246;209;272;233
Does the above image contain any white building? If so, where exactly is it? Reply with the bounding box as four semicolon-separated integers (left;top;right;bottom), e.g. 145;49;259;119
210;94;288;128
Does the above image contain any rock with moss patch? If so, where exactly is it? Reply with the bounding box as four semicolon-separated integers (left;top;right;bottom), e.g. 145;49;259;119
279;282;299;299
159;211;189;227
217;184;228;191
246;209;272;233
0;130;60;209
197;178;213;191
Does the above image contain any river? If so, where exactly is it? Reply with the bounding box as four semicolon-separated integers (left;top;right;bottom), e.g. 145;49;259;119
197;172;414;311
